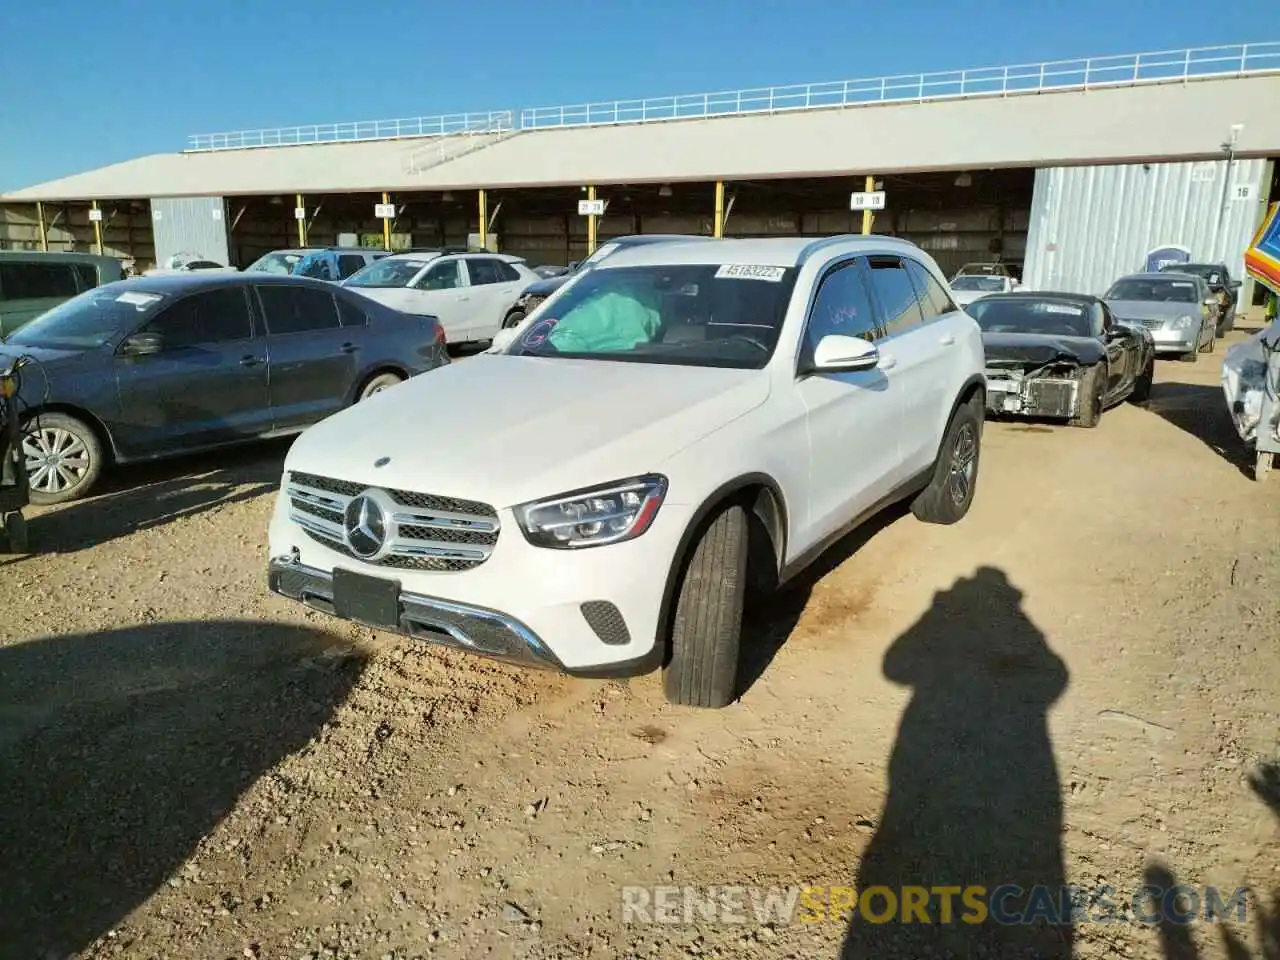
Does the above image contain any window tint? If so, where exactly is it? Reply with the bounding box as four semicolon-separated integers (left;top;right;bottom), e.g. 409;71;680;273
0;262;80;300
497;261;522;282
415;260;462;291
296;255;335;281
804;259;879;362
337;255;367;279
465;259;506;286
867;257;924;335
336;295;369;328
143;288;253;349
904;259;956;319
73;262;99;291
256;285;341;335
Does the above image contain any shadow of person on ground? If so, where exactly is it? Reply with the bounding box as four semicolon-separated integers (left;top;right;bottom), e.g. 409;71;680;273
0;619;366;957
28;437;292;554
735;501;910;699
840;566;1073;959
1141;379;1254;478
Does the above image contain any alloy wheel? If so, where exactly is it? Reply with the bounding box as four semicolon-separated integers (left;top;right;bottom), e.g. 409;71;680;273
22;426;91;497
948;423;978;506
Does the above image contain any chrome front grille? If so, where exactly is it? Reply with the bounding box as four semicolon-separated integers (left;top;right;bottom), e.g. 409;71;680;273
286;471;499;572
1122;317;1165;330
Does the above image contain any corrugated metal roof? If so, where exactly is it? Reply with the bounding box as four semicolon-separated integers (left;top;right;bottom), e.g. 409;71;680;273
4;76;1279;202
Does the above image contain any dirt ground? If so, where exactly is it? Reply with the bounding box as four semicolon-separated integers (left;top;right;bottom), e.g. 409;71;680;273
1;329;1277;960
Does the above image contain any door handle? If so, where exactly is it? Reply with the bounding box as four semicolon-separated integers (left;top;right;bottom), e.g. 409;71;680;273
879;354;898;371
340;342;359;354
939;334;956;346
239;355;263;367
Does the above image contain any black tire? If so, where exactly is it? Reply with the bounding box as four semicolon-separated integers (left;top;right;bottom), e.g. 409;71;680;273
22;411;104;505
1068;364;1105;428
1130;354;1154;404
662;503;748;709
357;371;404;402
503;310;526;329
910;397;982;525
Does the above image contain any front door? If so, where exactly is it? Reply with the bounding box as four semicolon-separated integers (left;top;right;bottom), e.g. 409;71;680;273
254;283;358;429
113;286;271;456
793;257;902;548
408;259;470;342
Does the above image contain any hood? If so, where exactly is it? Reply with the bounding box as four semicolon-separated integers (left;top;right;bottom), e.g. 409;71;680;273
982;332;1105;368
521;273;573;298
951;290;990;306
285;355;770;508
1104;299;1198;322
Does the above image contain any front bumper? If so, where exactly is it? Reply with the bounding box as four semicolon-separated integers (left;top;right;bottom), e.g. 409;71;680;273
1148;327;1199;354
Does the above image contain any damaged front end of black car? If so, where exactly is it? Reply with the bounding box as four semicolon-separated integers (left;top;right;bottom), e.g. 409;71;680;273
983;337;1106;423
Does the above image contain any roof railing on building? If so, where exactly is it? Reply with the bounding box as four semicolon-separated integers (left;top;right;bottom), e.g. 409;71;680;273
185;41;1279;151
186;111;514;152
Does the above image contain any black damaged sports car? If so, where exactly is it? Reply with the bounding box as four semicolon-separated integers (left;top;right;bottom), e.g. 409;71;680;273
968;292;1156;428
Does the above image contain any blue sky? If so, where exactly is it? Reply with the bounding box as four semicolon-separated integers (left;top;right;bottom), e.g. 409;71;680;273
0;0;1273;191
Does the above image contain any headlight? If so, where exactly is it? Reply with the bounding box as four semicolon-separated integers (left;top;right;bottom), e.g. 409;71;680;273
515;475;668;549
1171;315;1196;329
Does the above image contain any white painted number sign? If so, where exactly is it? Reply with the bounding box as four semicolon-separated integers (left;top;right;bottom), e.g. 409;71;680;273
850;191;886;211
374;203;396;219
1232;184;1257;202
295;207;307;220
578;199;605;216
88;208;103;222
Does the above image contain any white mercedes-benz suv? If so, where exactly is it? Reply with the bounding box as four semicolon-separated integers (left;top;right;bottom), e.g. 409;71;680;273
268;236;986;708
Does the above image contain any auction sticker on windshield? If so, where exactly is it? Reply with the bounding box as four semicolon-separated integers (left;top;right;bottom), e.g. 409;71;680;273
116;292;164;309
1041;303;1084;315
715;264;786;282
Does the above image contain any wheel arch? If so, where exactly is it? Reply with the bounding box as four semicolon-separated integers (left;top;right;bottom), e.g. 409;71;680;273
349;363;411;403
21;402;117;463
653;473;790;669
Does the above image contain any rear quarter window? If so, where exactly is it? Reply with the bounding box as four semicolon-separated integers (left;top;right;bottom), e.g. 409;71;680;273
0;261;81;301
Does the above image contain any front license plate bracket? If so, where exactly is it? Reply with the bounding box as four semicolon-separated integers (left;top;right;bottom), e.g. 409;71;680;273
332;568;401;629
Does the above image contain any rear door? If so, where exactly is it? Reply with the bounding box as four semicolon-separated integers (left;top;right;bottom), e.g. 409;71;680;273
254;283;358;430
113;285;271;454
0;260;82;336
408;258;469;341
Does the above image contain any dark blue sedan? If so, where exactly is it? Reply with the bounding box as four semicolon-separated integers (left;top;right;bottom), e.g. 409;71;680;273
0;272;448;503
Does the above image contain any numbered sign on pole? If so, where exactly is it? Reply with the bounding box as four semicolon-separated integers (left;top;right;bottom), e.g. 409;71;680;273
294;207;307;220
374;202;396;219
849;191;886;212
578;199;605;216
88;208;103;222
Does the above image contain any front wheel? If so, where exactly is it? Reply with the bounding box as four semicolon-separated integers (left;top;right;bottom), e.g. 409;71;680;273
911;398;982;524
663;503;748;709
1130;355;1154;404
1068;364;1105;428
23;412;104;505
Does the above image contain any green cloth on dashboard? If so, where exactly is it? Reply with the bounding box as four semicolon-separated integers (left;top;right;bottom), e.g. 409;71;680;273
546;288;661;353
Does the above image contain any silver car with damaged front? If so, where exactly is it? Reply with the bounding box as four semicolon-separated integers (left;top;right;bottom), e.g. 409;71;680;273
1102;272;1219;362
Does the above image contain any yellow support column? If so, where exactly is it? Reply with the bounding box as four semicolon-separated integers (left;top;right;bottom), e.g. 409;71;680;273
861;175;875;235
382;191;392;250
296;193;306;246
586;185;598;255
713;181;725;238
478;189;488;251
91;200;104;254
35;201;48;252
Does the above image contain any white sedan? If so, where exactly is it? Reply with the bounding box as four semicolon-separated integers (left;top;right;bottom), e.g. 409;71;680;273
949;273;1020;307
342;251;540;345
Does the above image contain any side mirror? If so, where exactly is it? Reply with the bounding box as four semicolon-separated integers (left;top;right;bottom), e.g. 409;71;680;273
119;332;163;357
810;334;880;372
490;327;518;352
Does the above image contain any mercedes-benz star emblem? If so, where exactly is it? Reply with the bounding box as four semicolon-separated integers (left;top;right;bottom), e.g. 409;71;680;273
344;492;388;559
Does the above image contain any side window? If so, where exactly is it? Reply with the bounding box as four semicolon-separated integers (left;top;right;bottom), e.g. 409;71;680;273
496;261;523;283
0;262;80;300
803;259;879;362
337;255;366;279
297;256;334;281
415;260;462;291
465;259;503;286
336;295;369;328
867;257;925;336
256;285;341;335
142;288;253;349
904;258;956;320
73;262;99;291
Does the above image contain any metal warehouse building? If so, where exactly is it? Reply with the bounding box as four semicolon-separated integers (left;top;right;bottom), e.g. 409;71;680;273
3;42;1279;308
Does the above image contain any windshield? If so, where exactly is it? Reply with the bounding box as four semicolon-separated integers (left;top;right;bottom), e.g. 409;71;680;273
956;263;1005;277
245;252;308;275
1105;278;1198;303
505;263;797;369
344;258;429;288
967;298;1094;338
1163;264;1224;286
5;286;166;349
951;276;1005;291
